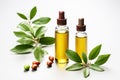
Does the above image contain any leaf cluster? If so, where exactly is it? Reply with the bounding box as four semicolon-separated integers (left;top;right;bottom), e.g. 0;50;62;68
66;44;110;78
11;6;55;61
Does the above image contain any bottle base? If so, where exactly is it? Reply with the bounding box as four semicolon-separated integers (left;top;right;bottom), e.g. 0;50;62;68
55;58;68;64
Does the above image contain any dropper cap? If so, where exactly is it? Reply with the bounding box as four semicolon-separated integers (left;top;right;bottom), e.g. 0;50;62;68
57;11;67;25
76;18;86;31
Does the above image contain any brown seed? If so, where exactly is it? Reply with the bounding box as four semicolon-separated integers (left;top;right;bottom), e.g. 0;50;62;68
47;61;52;67
32;61;40;66
31;64;38;70
49;56;54;62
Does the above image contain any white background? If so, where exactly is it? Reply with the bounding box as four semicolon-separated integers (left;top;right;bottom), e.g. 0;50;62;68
0;0;120;80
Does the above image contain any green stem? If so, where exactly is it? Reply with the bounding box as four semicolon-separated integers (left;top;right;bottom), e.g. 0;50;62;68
82;63;91;67
33;38;39;47
27;19;35;38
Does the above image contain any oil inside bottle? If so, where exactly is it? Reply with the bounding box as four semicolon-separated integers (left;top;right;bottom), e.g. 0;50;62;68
75;36;87;59
55;31;69;63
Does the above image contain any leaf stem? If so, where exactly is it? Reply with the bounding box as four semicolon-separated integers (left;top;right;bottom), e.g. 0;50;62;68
33;38;39;47
82;63;91;67
27;19;35;38
28;19;31;26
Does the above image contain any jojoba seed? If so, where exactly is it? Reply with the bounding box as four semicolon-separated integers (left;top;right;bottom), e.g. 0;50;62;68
31;64;38;70
49;56;54;62
32;61;40;66
47;61;52;67
24;64;30;71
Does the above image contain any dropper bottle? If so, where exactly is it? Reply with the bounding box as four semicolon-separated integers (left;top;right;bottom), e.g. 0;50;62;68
55;11;69;63
75;18;87;60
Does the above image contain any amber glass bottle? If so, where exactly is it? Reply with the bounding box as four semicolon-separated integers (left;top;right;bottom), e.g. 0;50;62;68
55;11;69;63
75;18;87;60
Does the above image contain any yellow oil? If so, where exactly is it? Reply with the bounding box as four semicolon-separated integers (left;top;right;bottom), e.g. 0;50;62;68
55;31;69;63
75;36;87;60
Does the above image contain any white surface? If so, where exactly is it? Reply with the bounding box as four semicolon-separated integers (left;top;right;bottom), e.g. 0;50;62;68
0;0;120;80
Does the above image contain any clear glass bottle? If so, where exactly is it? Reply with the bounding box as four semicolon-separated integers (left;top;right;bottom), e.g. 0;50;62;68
75;18;87;60
55;11;69;63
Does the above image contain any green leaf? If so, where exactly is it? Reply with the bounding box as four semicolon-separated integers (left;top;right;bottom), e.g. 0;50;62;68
82;52;87;64
66;50;82;63
95;54;110;65
17;22;34;36
35;26;46;38
89;44;102;60
32;17;51;25
30;6;37;20
41;34;45;38
11;44;33;53
34;46;44;61
17;38;34;45
13;31;32;39
17;22;31;31
84;68;90;78
39;37;55;45
17;13;27;20
66;63;83;71
90;64;104;72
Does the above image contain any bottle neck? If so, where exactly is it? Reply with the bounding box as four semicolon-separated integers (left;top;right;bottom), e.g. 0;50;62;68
56;25;69;33
57;25;67;27
77;31;86;32
76;31;87;37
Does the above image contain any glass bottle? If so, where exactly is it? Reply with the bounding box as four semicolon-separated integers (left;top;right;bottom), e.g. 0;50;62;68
55;11;69;63
75;18;87;60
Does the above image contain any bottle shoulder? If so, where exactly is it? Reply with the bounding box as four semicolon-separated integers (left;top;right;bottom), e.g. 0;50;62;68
76;31;87;37
55;25;69;33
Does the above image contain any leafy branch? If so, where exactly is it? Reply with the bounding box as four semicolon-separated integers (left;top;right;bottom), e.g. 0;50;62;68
11;6;55;61
66;44;110;78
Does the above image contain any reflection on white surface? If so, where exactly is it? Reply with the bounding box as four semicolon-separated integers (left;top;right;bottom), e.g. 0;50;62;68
0;0;120;80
